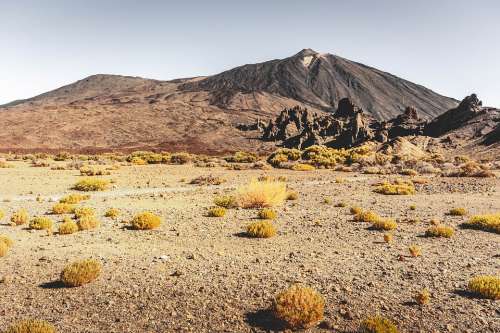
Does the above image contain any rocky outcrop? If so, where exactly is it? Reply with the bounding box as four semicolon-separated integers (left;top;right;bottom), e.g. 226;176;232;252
260;98;426;149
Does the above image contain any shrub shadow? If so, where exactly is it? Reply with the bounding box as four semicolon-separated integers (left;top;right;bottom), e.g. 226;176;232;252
245;309;287;331
453;289;478;299
39;280;66;289
234;232;251;238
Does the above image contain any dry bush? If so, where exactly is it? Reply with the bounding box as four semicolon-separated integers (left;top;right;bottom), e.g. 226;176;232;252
350;206;362;215
0;209;5;220
59;220;79;235
246;220;276;238
4;319;56;333
59;193;90;204
462;213;500;234
51;203;75;215
74;207;95;219
448;208;467;216
258;208;277;220
169;152;192;164
445;161;496;178
61;258;102;287
273;284;325;329
425;225;454;238
0;161;14;168
409;204;416;210
31;159;51;167
104;208;120;219
130;212;161;230
0;235;13;248
29;216;53;231
468;276;500;300
291;163;316;171
207;207;226;217
77;216;101;231
79;165;111;176
371;218;398;231
130;157;147;165
373;180;415;195
383;233;393;243
225;151;258;163
354;211;381;223
415;288;431;305
236;180;287;208
409;245;422;257
213;195;237;208
267;148;301;167
399;169;418;176
360;316;398;333
10;209;29;225
286;190;298;201
73;178;109;191
190;175;226;185
0;242;8;257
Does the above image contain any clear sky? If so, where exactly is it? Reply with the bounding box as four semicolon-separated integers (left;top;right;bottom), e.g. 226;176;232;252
1;0;499;106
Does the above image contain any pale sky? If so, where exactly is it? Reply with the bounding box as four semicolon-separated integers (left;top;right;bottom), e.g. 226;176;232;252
1;0;499;106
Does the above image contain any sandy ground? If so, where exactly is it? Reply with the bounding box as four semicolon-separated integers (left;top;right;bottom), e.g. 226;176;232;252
0;162;499;333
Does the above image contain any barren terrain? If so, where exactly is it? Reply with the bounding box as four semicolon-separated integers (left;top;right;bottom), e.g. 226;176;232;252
0;161;498;332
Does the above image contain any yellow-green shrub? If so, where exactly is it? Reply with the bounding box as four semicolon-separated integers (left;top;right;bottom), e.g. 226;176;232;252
59;193;90;204
73;178;109;191
77;216;101;231
10;209;29;225
291;163;315;171
4;319;56;333
213;195;237;208
0;242;8;257
0;209;4;220
130;212;161;230
0;235;13;248
409;245;422;257
425;225;454;238
462;213;500;234
246;220;276;238
415;288;431;305
258;208;277;220
350;206;362;215
208;207;226;217
61;258;102;287
360;316;398;333
236;180;287;208
225;151;258;163
51;203;75;215
468;276;500;300
273;284;324;329
29;216;53;231
374;181;415;195
104;208;120;219
448;208;467;216
383;233;393;243
286;191;298;201
74;207;95;219
59;220;79;235
371;218;398;231
354;211;380;223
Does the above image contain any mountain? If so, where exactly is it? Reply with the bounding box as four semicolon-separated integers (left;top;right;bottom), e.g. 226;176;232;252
0;49;459;153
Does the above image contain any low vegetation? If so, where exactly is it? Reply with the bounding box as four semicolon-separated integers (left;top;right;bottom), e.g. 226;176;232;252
272;284;324;329
59;193;90;204
213;195;237;208
77;216;101;231
373;180;415;195
73;178;110;191
29;216;54;231
360;316;399;333
74;207;95;219
246;220;276;238
61;258;102;287
104;208;120;219
286;190;298;200
3;319;56;333
415;288;431;305
468;276;500;300
448;207;467;216
409;244;422;257
461;213;500;234
207;206;226;217
257;208;277;220
10;209;29;225
58;220;79;235
236;179;287;208
425;225;454;238
130;212;161;230
51;203;76;214
291;163;316;171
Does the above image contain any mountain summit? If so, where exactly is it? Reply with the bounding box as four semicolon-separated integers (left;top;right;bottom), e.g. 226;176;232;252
0;49;460;152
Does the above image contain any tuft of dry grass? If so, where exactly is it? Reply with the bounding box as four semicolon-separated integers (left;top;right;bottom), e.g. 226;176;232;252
0;242;8;257
468;276;500;300
415;288;431;305
61;258;102;287
246;220;276;238
373;180;415;195
383;233;393;243
130;212;161;230
207;207;226;217
213;195;237;208
236;179;287;208
0;235;14;248
104;208;120;219
354;211;380;223
350;206;362;215
59;193;90;204
462;213;500;234
73;178;109;191
4;319;56;333
409;245;422;257
273;284;324;329
291;163;316;171
286;190;298;201
51;203;76;215
74;207;95;219
0;209;5;220
58;220;79;235
448;207;467;216
360;316;399;333
77;216;101;231
258;208;277;220
10;209;29;226
371;218;398;231
425;225;454;238
29;216;54;231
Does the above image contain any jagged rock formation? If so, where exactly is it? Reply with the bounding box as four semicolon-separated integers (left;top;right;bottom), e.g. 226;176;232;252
260;98;426;149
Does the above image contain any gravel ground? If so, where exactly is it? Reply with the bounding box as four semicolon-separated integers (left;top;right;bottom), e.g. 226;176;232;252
0;162;499;333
